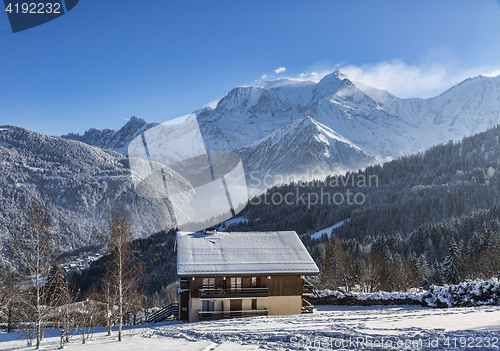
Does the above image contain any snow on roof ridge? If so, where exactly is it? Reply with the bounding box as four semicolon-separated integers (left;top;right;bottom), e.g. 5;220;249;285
177;231;319;276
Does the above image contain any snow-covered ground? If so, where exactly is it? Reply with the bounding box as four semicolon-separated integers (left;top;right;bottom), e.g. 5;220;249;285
310;219;348;239
2;305;500;350
219;216;249;231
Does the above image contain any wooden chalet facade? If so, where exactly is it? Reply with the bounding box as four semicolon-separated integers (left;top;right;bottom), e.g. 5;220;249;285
176;231;319;322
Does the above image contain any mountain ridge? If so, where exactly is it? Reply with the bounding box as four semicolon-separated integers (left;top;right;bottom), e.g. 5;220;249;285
62;116;159;155
60;72;500;187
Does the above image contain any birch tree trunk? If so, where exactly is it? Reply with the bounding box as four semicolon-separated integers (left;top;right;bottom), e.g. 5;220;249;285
103;209;145;342
10;199;56;349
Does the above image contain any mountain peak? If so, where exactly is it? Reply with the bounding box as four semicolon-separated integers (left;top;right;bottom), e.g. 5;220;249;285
333;70;348;80
314;70;353;98
61;116;159;155
121;116;149;130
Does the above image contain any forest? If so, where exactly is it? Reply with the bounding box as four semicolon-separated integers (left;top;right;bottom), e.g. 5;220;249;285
229;124;500;289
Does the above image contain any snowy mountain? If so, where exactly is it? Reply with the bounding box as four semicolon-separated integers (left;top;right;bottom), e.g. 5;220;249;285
0;126;175;264
355;74;500;141
193;71;500;187
62;72;500;189
61;116;159;155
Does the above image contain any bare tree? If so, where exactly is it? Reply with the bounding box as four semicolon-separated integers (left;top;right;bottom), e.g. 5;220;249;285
42;263;76;348
55;285;75;348
0;268;21;333
10;199;57;348
100;275;119;336
76;297;103;344
357;253;384;293
103;209;144;341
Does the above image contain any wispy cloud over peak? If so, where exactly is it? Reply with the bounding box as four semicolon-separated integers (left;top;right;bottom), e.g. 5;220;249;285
340;61;500;98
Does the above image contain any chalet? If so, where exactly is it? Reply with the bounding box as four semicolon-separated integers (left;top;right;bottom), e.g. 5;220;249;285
176;230;319;322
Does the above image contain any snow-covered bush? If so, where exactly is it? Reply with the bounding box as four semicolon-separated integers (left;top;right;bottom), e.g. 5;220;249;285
422;279;500;308
310;290;422;306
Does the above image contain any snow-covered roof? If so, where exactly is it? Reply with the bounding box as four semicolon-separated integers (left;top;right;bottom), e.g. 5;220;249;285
177;231;319;276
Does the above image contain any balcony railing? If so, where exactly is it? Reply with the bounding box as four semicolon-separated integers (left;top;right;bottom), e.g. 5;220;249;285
199;287;268;299
198;309;268;321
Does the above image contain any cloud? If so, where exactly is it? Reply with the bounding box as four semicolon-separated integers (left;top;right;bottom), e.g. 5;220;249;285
204;99;220;109
339;60;500;98
298;72;319;80
291;60;500;98
257;60;500;98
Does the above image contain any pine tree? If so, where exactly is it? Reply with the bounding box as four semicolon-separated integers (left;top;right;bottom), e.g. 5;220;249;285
407;252;423;289
443;239;461;285
319;234;345;289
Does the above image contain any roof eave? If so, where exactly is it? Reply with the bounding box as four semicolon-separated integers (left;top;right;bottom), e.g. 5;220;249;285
178;270;319;277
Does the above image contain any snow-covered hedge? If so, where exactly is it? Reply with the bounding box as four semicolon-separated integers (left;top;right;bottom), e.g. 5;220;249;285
422;280;500;308
309;290;422;306
310;280;500;308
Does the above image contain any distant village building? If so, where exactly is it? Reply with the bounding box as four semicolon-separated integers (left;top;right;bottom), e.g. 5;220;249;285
176;231;319;322
62;254;102;273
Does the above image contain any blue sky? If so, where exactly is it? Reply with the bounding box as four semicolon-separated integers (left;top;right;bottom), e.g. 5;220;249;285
1;0;500;135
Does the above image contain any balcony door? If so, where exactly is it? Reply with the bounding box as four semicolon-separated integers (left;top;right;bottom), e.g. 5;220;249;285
202;300;214;311
203;277;215;289
230;277;242;291
230;299;242;311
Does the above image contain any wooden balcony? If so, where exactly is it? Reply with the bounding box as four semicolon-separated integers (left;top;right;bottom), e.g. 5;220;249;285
198;309;268;321
199;287;268;299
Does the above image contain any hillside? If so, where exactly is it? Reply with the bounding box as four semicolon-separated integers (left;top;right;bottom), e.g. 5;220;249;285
0;126;175;265
228;124;500;285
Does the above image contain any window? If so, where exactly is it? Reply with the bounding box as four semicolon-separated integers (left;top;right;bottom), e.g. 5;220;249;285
251;277;257;288
230;277;242;290
202;277;215;288
202;300;214;311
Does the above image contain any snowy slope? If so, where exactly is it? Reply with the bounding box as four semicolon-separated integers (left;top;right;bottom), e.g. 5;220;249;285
310;219;348;239
356;74;500;145
2;305;499;350
237;117;376;187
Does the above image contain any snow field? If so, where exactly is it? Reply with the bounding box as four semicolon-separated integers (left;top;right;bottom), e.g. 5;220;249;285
2;305;500;350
